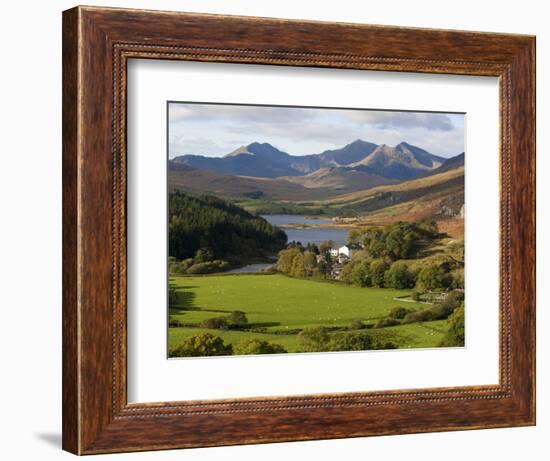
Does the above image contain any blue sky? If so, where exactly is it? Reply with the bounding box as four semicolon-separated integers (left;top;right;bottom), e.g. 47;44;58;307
168;102;464;159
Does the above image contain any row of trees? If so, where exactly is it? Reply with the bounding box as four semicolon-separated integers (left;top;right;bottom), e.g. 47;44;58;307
341;258;463;290
168;251;231;276
383;290;463;324
275;220;464;292
168;333;287;357
167;329;398;358
298;327;396;352
362;291;465;347
276;244;463;291
347;220;440;260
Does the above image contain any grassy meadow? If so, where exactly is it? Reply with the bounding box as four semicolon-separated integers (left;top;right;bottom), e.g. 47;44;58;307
168;273;450;354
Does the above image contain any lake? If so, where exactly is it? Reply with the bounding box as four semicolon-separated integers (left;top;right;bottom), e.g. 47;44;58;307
228;215;349;274
227;262;274;274
262;214;349;247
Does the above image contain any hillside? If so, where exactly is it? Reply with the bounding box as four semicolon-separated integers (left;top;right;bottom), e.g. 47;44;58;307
282;166;396;192
169;192;287;262
168;162;395;200
333;166;461;207
168;162;324;200
287;167;465;234
427;152;465;175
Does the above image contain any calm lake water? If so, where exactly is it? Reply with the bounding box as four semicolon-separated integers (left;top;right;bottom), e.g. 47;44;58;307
262;214;348;247
228;215;349;273
227;262;274;274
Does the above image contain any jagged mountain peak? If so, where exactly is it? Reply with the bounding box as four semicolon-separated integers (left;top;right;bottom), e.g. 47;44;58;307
173;140;455;181
246;142;288;156
224;145;252;157
347;138;372;147
349;142;447;180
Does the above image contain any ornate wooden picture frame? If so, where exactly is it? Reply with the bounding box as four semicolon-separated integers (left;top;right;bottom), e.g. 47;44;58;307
62;6;535;455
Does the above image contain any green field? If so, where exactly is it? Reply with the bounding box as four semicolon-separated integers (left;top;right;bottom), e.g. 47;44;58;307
168;273;450;353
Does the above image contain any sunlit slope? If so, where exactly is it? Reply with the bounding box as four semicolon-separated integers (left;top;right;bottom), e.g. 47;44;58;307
309;167;464;223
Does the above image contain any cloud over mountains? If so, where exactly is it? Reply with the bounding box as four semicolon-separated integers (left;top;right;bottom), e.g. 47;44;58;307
168;103;464;159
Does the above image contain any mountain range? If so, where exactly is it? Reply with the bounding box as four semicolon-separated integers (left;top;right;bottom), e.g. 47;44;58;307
171;139;451;181
169;140;465;218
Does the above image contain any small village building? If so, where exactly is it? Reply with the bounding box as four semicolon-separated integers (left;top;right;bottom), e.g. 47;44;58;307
338;245;352;258
328;245;353;256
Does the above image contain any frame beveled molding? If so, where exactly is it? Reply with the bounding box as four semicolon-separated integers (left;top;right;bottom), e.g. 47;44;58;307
63;6;535;455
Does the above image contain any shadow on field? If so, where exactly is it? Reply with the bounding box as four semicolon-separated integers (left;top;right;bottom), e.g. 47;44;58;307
249;321;281;328
170;284;198;311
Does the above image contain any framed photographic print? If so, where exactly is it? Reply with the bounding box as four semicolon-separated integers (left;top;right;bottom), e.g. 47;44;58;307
62;6;535;455
165;101;466;360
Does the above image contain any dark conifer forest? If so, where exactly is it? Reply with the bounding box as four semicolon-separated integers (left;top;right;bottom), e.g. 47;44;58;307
168;192;287;263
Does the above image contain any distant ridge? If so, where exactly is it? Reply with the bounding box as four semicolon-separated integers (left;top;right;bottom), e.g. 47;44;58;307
350;142;446;180
168;162;396;201
428;152;464;175
172;139;453;181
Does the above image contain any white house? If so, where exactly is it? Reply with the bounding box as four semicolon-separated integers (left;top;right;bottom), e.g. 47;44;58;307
328;245;352;258
338;245;352;258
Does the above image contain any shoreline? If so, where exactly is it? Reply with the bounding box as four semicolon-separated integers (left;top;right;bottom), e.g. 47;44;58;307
279;222;358;230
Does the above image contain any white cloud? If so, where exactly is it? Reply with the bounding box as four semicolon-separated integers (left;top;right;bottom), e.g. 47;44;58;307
341;110;456;131
168;102;464;158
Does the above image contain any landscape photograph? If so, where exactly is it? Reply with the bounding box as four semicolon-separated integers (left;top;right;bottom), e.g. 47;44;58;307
167;102;465;358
